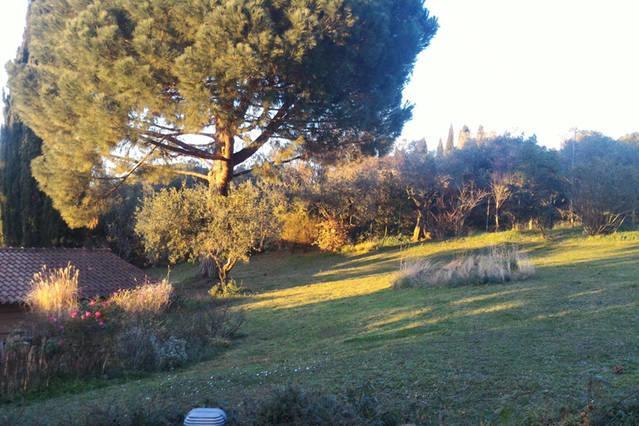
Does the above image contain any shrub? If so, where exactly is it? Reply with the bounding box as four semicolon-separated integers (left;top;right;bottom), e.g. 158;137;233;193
136;181;284;291
174;304;245;355
2;280;245;397
1;298;116;398
115;323;163;372
341;235;411;255
254;386;400;426
208;279;244;298
280;202;319;247
315;217;351;252
26;264;79;316
154;336;188;370
110;280;173;316
115;322;188;372
394;246;535;288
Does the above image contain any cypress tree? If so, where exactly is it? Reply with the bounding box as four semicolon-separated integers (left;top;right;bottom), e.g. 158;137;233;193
458;125;471;149
477;125;486;143
445;124;455;154
0;95;77;246
0;8;79;247
436;138;444;158
415;138;428;154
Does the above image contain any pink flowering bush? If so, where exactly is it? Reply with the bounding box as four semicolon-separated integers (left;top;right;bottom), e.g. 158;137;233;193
2;281;243;398
1;298;118;398
34;298;117;377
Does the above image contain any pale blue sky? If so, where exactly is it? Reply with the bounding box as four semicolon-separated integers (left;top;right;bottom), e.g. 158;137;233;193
2;1;638;148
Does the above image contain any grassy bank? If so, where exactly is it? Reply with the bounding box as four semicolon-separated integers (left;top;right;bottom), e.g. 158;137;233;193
4;229;639;424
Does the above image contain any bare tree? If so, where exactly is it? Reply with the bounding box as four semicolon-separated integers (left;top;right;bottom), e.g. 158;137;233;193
490;173;518;231
406;186;437;241
430;181;489;238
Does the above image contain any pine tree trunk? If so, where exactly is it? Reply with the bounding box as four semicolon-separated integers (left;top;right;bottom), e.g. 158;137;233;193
210;160;233;196
209;129;235;196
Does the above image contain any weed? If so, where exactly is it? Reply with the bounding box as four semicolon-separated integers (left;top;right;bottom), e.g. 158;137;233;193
394;245;535;288
26;264;79;316
110;280;173;316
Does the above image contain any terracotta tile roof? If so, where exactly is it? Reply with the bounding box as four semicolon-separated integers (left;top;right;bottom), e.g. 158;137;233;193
0;248;153;304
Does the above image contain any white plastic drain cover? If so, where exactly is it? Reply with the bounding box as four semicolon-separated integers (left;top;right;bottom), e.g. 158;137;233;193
184;407;227;426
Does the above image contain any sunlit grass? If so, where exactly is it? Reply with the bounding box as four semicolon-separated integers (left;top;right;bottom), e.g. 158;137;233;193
8;228;639;424
109;280;173;315
26;264;79;317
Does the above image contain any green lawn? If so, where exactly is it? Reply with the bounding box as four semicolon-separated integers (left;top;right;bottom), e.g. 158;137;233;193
4;229;639;424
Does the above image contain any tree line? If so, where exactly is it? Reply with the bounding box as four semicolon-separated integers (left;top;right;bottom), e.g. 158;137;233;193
2;1;639;290
4;93;639;286
261;128;639;246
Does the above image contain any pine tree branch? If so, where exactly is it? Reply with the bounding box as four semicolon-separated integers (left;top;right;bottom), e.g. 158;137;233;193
232;100;293;165
232;155;302;178
139;133;226;161
103;145;159;197
173;169;210;181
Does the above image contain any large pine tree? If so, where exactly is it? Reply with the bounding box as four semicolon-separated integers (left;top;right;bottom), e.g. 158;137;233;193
8;0;438;228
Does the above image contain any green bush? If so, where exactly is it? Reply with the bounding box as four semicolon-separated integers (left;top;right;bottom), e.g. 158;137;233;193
1;296;244;398
209;279;244;298
163;303;245;362
136;182;284;291
254;386;400;426
112;303;187;372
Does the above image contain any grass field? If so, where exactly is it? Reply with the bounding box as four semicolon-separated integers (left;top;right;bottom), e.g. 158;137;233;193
4;229;639;424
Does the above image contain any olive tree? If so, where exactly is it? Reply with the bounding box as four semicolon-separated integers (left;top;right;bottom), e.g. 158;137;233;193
135;181;284;291
562;133;639;235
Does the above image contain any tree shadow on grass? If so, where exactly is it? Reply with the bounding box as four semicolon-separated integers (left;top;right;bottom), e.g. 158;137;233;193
234;240;547;296
170;232;639;321
11;234;639;425
231;241;639;355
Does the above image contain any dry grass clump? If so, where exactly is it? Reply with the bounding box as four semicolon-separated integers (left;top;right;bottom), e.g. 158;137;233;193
26;264;79;316
110;280;173;315
394;246;535;288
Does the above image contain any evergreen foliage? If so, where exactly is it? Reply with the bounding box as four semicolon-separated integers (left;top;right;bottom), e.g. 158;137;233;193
560;132;639;234
0;95;79;247
8;0;438;228
135;181;285;289
436;138;444;158
0;13;83;247
457;125;471;148
445;124;455;154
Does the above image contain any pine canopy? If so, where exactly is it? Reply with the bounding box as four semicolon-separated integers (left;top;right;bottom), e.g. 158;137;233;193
8;0;437;227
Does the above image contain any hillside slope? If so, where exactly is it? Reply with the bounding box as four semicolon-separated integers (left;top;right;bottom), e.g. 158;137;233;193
5;230;639;424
